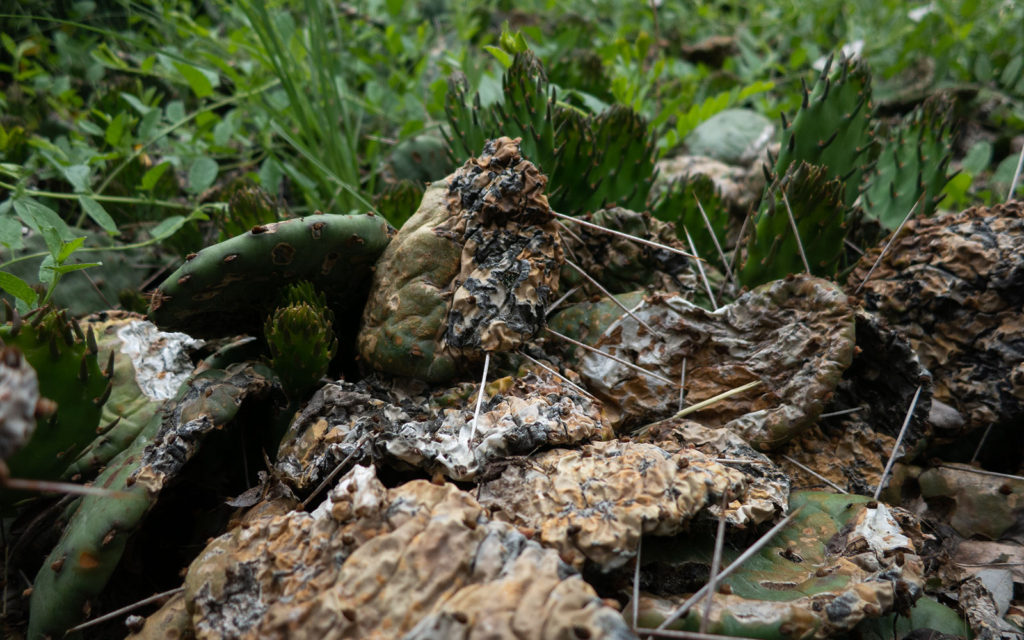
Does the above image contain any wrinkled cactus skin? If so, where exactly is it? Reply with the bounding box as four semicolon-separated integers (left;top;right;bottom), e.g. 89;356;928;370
358;137;562;382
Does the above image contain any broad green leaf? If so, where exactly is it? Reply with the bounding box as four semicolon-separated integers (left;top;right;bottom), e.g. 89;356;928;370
40;226;63;259
12;197;72;240
63;164;92;193
140;161;172;191
0;215;23;251
52;261;102;276
149;215;186;240
187;157;218;193
961;141;993;176
38;254;55;287
483;46;512;69
120;92;153;116
0;271;37;307
138;108;160;140
173;61;214;98
105;112;128;146
57;236;86;263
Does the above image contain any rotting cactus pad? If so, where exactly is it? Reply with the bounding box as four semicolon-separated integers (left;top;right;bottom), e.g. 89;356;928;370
358;136;563;382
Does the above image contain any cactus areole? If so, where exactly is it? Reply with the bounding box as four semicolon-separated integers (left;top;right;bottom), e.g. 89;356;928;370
358;136;563;382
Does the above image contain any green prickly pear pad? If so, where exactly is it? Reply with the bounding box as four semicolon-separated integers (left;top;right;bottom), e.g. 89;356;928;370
358;136;563;382
149;213;394;339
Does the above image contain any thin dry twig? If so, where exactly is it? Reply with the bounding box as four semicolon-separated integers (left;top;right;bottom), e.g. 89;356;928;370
468;352;491;444
780;190;811;275
873;384;922;501
565;258;662;337
65;586;184;634
683;225;717;309
854;198;920;294
700;493;729;633
0;477;128;498
301;433;371;509
1007;143;1024;202
694;194;733;281
516;350;592;398
545;327;679;387
781;454;849;494
553;211;700;260
656;507;803;630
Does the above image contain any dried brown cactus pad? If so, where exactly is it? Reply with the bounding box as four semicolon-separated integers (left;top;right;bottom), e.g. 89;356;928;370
849;200;1024;436
181;465;632;639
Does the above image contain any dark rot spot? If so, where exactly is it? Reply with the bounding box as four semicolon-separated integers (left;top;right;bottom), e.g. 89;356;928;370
349;233;365;245
177;274;191;286
320;251;340;275
311;221;327;239
185;252;198;261
223;254;240;264
251;224;269;235
271;242;296;266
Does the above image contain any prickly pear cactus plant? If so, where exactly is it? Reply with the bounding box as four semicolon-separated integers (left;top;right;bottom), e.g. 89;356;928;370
264;281;338;396
740;162;846;287
149;212;394;339
0;305;111;482
772;54;874;208
28;361;274;639
861;94;954;229
358;136;563;382
444;50;657;215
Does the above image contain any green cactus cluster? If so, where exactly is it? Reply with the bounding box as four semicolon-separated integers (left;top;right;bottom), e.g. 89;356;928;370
772;55;874;209
0;304;111;483
740;162;846;287
861;94;955;229
443;50;656;215
739;53;954;288
264;281;338;396
218;180;288;241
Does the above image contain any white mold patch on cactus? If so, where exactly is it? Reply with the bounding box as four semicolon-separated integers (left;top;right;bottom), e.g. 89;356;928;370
179;464;633;639
116;318;204;400
276;370;611;485
579;275;855;449
0;346;42;461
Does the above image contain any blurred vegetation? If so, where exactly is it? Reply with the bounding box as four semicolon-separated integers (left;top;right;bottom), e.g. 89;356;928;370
1;0;1022;310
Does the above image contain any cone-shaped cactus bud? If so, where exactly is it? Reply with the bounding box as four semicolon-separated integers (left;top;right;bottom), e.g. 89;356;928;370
219;180;288;241
265;281;338;396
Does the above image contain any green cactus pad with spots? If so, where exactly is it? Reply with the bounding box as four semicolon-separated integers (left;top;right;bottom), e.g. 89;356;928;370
149;213;394;339
1;307;110;482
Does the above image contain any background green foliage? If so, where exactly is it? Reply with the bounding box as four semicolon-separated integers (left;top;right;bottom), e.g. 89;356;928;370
2;0;1023;311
